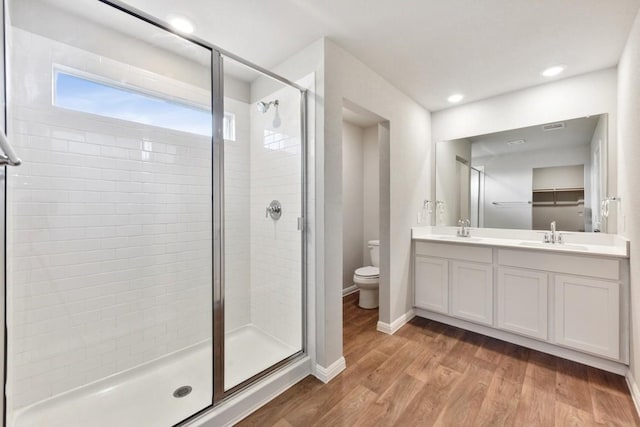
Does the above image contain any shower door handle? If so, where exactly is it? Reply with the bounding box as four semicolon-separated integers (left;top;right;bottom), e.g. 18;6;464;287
0;131;21;166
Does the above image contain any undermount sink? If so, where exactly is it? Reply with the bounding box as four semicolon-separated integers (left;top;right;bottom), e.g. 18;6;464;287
518;241;589;251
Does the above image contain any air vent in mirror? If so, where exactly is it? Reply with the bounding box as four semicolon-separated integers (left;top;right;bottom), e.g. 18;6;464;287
542;122;566;131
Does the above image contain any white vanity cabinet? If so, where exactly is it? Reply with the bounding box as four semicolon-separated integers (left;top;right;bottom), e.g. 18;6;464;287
554;275;620;359
412;236;629;372
451;261;493;325
413;241;493;325
497;268;548;340
414;256;449;314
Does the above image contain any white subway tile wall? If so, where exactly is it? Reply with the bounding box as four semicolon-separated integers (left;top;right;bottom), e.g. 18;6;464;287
249;84;302;350
7;29;212;408
223;97;251;331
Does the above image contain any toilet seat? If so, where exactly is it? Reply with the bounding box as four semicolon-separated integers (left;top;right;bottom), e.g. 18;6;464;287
354;266;379;278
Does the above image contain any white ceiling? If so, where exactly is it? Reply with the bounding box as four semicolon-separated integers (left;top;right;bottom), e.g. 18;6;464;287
119;0;638;111
469;115;601;158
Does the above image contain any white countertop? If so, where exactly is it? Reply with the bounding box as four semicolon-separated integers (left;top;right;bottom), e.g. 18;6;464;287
412;226;629;258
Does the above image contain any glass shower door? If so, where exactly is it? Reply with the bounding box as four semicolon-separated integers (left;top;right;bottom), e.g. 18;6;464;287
5;0;214;425
221;56;305;393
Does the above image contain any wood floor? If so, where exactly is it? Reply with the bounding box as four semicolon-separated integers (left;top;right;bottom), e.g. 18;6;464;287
237;292;640;426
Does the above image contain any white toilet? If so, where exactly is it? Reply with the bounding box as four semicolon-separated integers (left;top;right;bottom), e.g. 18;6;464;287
353;240;380;309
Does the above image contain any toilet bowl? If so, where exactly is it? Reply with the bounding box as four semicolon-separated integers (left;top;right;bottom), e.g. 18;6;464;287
353;240;379;309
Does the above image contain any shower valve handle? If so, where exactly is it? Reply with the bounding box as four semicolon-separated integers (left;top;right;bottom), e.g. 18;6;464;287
266;200;282;220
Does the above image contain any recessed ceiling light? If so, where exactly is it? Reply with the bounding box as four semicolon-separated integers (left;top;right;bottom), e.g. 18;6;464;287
541;65;565;77
169;17;194;34
447;93;464;103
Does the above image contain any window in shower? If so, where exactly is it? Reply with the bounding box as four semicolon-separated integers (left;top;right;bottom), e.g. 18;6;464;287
53;69;236;140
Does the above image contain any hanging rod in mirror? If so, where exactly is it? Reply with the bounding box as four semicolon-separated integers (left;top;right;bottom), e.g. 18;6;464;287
491;201;532;206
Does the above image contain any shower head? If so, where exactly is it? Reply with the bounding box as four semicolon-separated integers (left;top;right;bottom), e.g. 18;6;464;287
257;99;279;113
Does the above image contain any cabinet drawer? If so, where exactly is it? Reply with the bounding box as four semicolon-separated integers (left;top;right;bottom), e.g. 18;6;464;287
498;249;619;281
415;241;492;263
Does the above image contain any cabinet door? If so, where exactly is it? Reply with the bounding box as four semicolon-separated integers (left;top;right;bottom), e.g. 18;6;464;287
414;256;448;314
555;275;620;359
497;268;548;340
451;261;493;325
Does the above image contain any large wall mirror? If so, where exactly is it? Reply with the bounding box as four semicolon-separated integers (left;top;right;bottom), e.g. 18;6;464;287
435;114;611;232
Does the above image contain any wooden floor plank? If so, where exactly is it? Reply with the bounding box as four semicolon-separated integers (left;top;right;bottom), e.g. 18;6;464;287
587;365;630;396
524;349;557;394
475;373;521;426
361;341;423;395
282;350;387;426
352;372;425;427
475;336;507;365
513;382;556;426
439;331;487;374
311;384;378;427
235;376;324;427
556;358;593;413
405;348;443;382
393;365;463;426
237;292;640;427
591;387;640;426
495;342;529;384
432;363;493;426
554;401;598;427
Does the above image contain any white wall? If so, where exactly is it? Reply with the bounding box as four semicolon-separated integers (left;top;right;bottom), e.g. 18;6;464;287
617;8;640;388
432;67;618;232
342;121;364;288
7;29;213;408
324;38;431;348
270;38;430;370
342;122;380;290
362;125;380;259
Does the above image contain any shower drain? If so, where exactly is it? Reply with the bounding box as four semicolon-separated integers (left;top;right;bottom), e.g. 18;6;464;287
173;385;193;398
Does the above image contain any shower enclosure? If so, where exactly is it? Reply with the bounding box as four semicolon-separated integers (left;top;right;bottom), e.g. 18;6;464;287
1;0;307;426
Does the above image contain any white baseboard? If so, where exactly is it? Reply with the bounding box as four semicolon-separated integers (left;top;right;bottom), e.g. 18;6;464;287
342;285;358;296
377;309;416;335
626;369;640;419
188;356;311;427
313;357;346;383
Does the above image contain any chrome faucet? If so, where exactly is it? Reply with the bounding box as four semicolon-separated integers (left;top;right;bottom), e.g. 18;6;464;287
457;219;471;237
544;221;563;244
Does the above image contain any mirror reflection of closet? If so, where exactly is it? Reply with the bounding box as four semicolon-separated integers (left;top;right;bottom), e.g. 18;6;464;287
532;165;585;231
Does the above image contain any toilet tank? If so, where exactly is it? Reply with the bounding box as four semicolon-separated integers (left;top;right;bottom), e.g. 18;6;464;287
368;240;380;267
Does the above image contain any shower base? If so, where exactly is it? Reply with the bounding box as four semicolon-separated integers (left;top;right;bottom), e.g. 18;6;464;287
225;325;298;389
10;326;297;427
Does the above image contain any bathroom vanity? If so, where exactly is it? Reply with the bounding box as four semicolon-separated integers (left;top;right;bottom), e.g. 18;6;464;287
411;226;630;373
